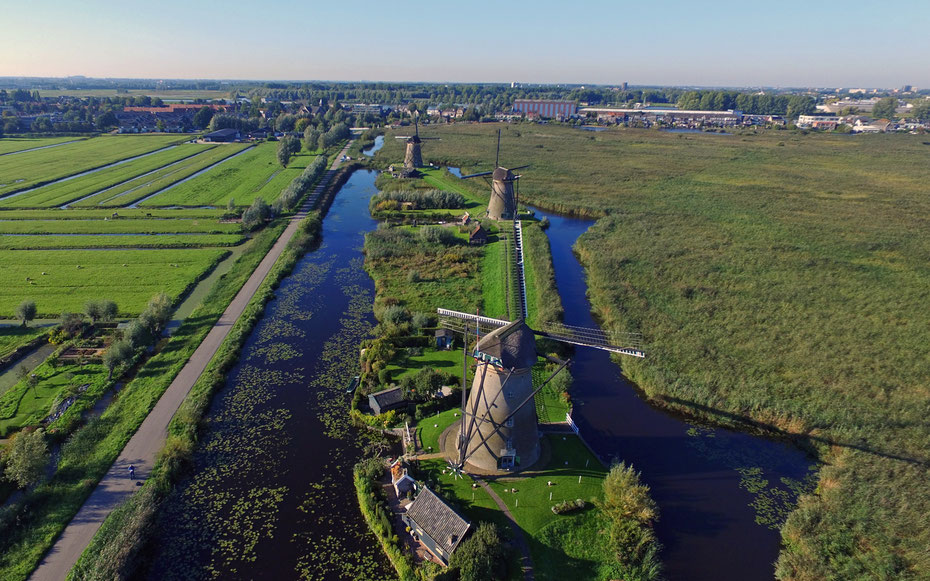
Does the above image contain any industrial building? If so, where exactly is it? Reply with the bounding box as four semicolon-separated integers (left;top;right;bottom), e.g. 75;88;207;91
512;99;577;119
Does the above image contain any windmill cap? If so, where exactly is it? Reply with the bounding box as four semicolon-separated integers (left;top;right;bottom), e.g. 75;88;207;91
475;319;537;370
492;167;514;181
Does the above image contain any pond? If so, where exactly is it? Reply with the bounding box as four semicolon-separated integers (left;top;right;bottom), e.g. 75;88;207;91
145;170;393;580
533;207;814;581
361;135;384;157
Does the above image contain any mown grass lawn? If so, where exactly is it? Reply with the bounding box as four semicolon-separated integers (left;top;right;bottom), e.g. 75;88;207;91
416;407;461;452
0;219;240;235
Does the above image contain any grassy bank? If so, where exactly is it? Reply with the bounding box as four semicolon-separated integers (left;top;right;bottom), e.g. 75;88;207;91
377;123;930;577
0;221;287;581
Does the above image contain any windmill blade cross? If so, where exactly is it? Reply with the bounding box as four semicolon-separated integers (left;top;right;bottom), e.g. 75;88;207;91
437;308;645;358
460;170;494;179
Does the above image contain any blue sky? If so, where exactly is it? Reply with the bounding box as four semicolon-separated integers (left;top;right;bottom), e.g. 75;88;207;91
1;0;928;87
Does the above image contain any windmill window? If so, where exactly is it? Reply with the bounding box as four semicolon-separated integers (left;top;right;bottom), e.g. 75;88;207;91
505;418;514;427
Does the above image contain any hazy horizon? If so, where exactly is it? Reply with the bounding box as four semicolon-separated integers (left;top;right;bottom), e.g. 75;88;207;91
2;0;928;88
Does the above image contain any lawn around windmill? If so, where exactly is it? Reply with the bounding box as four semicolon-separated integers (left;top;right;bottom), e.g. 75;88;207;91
353;144;662;580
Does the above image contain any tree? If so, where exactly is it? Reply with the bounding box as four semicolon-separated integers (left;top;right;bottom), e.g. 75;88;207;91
4;429;48;489
303;127;321;152
277;138;293;167
295;117;310;133
103;340;134;380
448;522;507;581
84;300;103;323
100;300;118;322
227;198;236;213
124;320;149;348
871;97;898;120
59;312;84;337
193;106;214;130
912;101;930;122
16;300;36;327
242;198;272;231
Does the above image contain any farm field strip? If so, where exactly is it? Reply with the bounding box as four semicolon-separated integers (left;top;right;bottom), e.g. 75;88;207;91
0;248;229;317
0;137;86;156
140;143;311;207
0;208;226;220
0;218;240;235
73;145;249;207
0;233;243;250
0;135;185;197
0;145;216;208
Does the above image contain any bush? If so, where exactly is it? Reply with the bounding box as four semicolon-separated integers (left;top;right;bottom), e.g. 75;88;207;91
242;198;272;231
448;522;508;581
369;189;465;211
552;498;586;514
419;225;457;246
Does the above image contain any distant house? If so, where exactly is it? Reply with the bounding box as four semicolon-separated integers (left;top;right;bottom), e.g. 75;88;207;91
402;487;470;566
460;212;470;226
369;386;405;415
390;458;416;498
469;224;488;245
435;328;454;350
203;128;240;142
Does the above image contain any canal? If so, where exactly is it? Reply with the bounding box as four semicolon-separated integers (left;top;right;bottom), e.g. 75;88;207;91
534;208;814;581
145;170;393;580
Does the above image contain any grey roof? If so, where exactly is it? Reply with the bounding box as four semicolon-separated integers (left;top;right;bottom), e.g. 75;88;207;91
475;319;537;370
492;167;513;181
204;128;239;138
370;386;404;408
406;487;470;554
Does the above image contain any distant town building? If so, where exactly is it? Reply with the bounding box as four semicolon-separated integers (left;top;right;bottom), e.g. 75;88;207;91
797;115;842;130
513;99;577;119
580;107;742;125
202;128;240;142
402;487;470;566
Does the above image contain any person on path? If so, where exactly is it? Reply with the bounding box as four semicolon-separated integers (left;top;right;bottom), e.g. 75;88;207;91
128;465;135;480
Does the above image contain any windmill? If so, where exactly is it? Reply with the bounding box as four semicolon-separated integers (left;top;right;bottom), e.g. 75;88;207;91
394;114;438;175
436;308;644;474
460;130;529;221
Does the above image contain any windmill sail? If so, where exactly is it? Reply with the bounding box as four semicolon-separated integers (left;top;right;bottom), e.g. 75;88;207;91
436;308;645;358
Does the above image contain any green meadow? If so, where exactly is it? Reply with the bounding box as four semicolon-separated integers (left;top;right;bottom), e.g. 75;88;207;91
0;135;184;197
0;248;228;317
140;142;319;207
0;137;86;156
377;123;930;578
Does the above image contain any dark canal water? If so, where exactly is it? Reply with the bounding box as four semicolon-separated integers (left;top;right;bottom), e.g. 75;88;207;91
146;170;394;580
533;209;814;581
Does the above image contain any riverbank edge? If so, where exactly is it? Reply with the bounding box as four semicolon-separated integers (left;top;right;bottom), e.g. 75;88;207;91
353;464;418;581
65;166;354;581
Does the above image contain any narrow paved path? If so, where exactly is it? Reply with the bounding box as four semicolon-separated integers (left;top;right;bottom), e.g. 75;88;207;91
476;479;535;581
29;143;353;581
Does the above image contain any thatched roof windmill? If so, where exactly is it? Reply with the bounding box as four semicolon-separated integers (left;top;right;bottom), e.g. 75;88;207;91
460;130;529;221
437;308;644;474
394;115;438;175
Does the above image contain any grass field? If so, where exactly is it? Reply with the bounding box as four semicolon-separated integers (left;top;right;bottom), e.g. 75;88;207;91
377;123;930;578
0;326;47;359
0;135;185;197
77;144;251;208
0;248;228;317
0;219;239;235
0;233;242;250
140;143;317;207
0;208;226;220
0;144;219;209
0;137;85;156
